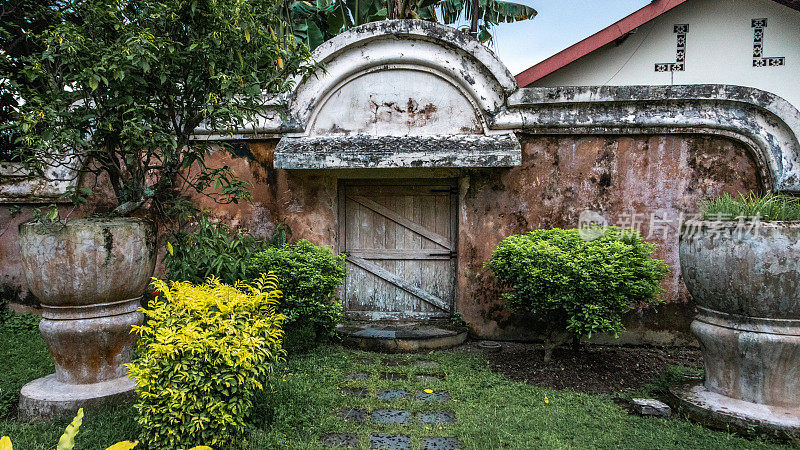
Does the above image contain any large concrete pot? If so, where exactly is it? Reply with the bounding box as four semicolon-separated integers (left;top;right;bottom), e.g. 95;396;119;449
16;218;156;419
675;221;800;435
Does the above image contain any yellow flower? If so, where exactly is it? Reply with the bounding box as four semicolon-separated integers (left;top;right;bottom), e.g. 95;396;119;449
424;389;434;394
544;395;550;404
166;242;174;256
0;436;12;450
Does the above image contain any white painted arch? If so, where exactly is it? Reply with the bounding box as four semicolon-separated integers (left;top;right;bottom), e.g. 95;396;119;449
283;20;517;136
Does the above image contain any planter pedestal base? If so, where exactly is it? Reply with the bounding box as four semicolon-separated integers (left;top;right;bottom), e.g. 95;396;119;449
18;373;136;421
669;382;800;439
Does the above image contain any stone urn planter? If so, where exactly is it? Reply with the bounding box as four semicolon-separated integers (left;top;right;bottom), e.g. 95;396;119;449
16;218;156;419
675;221;800;435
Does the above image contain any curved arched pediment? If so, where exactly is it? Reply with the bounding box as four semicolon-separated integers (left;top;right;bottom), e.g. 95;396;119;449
273;20;523;169
284;20;517;136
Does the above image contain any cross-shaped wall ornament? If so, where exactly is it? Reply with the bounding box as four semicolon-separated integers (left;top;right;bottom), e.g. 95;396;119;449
655;24;689;72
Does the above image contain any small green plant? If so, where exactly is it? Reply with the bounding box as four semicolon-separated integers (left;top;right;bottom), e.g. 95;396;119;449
246;240;346;352
126;274;285;449
701;192;800;221
0;287;41;333
450;312;466;327
485;227;669;362
29;204;59;223
164;216;272;286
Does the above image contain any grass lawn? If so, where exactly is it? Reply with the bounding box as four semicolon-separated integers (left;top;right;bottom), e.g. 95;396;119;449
0;324;791;449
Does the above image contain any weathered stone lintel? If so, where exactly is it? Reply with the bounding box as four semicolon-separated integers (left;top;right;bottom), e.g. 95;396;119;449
499;84;800;193
274;135;522;169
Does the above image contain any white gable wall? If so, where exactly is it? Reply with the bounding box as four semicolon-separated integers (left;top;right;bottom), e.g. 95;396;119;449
534;0;800;111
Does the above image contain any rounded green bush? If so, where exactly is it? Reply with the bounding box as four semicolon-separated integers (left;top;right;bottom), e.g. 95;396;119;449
485;227;668;361
246;239;346;352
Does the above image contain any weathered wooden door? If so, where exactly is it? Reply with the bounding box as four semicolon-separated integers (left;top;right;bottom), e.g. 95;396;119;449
339;180;457;320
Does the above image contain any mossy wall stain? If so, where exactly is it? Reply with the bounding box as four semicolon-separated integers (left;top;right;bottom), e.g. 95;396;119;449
457;134;761;342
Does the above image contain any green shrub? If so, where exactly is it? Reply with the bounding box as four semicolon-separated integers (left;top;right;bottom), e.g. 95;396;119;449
165;216;290;286
165;218;345;352
485;227;668;361
246;240;346;352
126;275;285;449
701;192;800;221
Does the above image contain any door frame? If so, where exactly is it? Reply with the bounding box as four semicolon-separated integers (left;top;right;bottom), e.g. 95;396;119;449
336;178;460;320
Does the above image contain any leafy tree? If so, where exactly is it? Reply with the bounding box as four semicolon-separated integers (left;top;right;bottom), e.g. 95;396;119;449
0;0;64;161
287;0;536;50
486;227;668;362
13;0;313;218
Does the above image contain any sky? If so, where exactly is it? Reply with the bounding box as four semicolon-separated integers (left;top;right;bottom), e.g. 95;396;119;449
487;0;651;75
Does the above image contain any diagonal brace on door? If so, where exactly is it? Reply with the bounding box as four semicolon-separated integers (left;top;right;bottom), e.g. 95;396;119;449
347;195;453;250
346;255;450;312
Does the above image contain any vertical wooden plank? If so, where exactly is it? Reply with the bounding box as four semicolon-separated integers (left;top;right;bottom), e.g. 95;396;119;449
339;180;458;320
383;195;400;313
419;191;437;315
438;190;453;315
345;191;361;312
372;195;388;314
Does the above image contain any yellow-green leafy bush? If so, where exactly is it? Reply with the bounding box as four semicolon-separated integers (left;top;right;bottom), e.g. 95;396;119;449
127;274;285;449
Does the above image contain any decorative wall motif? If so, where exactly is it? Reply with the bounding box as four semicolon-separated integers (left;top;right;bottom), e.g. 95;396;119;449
752;18;785;67
655;24;688;72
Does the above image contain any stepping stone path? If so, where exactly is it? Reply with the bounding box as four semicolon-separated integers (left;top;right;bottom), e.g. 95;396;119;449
416;374;444;383
372;409;412;424
421;437;462;450
380;372;408;381
327;360;460;449
377;389;409;401
346;372;370;380
370;434;412;450
382;358;410;366
413;360;439;368
418;411;456;425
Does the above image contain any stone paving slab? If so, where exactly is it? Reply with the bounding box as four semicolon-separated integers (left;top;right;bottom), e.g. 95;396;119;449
382;358;410;366
418;411;456;425
369;434;412;450
337;408;368;423
416;375;443;383
372;409;412;424
416;390;450;402
345;372;370;380
413;360;439;368
421;437;461;450
322;433;360;448
355;358;375;365
380;372;408;381
377;389;409;401
340;387;368;398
